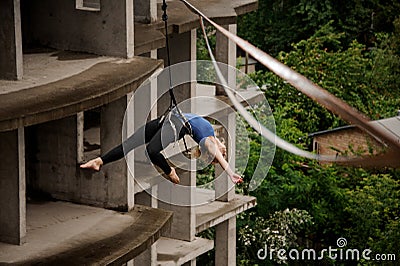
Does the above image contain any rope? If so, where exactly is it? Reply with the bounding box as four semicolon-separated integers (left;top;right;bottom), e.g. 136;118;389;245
188;1;400;164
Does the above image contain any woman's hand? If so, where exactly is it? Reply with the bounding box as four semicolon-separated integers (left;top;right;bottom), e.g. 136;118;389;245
230;173;243;184
80;157;103;171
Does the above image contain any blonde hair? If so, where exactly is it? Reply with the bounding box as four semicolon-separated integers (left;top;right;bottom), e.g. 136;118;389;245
192;136;226;161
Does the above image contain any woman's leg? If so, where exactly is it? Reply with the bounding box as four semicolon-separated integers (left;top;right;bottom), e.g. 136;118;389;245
145;122;177;175
100;118;161;164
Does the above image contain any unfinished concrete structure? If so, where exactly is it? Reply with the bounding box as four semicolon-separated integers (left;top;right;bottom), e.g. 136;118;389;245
0;0;259;264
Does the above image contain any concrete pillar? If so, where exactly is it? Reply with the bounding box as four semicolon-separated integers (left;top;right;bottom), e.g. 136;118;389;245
0;0;23;80
132;49;159;266
158;160;196;242
157;29;196;243
0;127;26;245
101;96;134;211
134;50;159;162
134;0;157;23
157;29;196;115
215;111;236;201
214;111;236;265
215;217;236;266
134;187;158;266
183;260;196;266
215;24;237;95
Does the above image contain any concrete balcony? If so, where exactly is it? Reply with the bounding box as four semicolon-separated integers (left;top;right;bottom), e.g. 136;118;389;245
0;51;163;132
195;188;256;234
0;202;172;265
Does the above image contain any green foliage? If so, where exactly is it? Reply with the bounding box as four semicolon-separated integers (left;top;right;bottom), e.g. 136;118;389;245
238;0;400;56
237;209;313;265
236;18;400;265
343;174;400;253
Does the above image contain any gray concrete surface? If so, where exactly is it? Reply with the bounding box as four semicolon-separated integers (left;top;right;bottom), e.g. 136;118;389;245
157;237;214;266
134;0;258;55
0;201;172;265
195;189;256;234
0;52;163;132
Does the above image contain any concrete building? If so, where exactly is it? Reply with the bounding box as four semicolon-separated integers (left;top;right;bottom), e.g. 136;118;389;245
0;0;259;265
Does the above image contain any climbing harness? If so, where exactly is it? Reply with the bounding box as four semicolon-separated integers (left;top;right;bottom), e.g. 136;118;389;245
161;0;192;152
180;0;400;165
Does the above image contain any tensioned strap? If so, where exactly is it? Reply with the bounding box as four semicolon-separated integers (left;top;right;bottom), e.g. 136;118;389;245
188;1;400;165
162;0;192;152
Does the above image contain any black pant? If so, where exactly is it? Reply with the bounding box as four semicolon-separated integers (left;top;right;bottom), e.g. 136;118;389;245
101;115;187;175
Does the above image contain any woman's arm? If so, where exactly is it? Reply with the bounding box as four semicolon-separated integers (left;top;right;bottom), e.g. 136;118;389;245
204;137;243;184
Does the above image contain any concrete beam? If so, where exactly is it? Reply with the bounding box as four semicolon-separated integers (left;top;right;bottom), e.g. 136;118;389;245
157;237;213;266
0;0;23;80
0;127;26;245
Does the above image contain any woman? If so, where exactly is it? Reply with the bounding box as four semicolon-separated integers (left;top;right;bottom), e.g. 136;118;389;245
80;111;243;185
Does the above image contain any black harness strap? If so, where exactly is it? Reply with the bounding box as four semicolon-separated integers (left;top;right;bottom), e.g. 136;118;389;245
162;0;192;152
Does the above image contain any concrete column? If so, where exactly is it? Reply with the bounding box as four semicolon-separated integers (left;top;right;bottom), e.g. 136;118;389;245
215;217;236;266
215;24;237;95
101;96;134;211
132;49;159;266
0;127;26;245
157;29;196;242
134;0;157;23
0;0;23;80
134;186;158;266
134;51;160;162
158;160;196;242
215;112;236;265
157;30;196;114
183;260;196;266
215;111;236;201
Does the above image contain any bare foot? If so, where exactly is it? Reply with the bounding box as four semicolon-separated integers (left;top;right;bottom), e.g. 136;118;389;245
80;157;103;171
168;168;180;184
230;173;243;184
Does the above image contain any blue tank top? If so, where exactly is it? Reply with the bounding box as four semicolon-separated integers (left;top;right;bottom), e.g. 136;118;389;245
183;113;215;143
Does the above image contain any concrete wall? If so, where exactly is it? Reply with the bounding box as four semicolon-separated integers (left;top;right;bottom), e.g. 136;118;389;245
0;0;23;80
313;128;384;156
21;0;134;58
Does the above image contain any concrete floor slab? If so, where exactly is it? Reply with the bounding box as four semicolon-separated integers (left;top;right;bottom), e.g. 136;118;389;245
0;201;172;265
0;52;163;132
0;51;115;94
195;189;256;233
157;237;214;266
